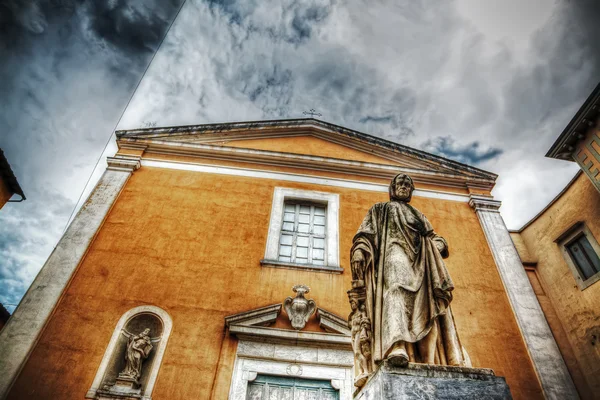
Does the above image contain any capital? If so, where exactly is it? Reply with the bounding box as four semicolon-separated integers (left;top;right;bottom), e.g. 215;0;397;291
468;194;501;213
106;155;141;172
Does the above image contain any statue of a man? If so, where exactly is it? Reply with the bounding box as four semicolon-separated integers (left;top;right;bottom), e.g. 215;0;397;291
119;328;153;382
350;173;468;370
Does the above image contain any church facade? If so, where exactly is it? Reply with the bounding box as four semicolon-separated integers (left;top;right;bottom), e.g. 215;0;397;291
0;120;577;399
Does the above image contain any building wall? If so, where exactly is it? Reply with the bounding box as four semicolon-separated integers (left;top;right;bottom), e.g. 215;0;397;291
515;173;600;399
8;149;541;399
573;122;600;193
0;176;12;209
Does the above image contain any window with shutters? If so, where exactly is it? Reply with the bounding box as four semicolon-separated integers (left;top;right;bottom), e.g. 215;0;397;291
556;222;600;290
263;188;341;273
278;202;327;265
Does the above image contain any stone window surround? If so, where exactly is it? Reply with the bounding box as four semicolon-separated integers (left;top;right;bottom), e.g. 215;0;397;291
85;305;173;400
263;187;341;273
556;221;600;290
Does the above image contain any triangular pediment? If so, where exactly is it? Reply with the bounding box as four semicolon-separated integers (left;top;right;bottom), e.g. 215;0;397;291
212;135;410;167
116;119;497;189
224;304;350;336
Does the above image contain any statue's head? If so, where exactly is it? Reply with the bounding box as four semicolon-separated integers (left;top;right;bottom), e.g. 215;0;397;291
389;173;414;203
142;328;151;337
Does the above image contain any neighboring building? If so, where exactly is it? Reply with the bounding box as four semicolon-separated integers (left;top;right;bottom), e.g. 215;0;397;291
0;119;576;400
510;85;600;400
0;148;25;209
0;304;9;331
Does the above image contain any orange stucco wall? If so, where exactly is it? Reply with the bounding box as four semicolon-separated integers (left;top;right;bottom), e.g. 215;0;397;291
222;135;403;165
515;173;600;399
9;162;542;399
0;176;12;209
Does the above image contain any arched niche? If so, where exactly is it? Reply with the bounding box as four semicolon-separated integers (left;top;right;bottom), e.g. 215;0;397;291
86;305;173;400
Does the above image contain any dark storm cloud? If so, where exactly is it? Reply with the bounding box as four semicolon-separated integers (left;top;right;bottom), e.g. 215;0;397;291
359;116;394;124
207;0;333;45
422;136;503;165
0;0;184;312
4;0;600;312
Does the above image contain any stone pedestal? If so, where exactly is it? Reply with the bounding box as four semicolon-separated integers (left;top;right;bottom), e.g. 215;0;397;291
354;362;512;400
95;376;142;400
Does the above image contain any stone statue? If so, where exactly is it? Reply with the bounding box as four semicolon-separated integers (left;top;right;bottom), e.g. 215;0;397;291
284;284;316;330
118;328;153;383
348;288;372;388
350;173;468;380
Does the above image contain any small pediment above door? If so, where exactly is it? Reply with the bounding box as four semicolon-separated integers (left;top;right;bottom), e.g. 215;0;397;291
224;286;351;348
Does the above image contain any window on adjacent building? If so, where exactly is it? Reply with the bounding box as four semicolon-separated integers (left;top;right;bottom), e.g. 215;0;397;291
263;187;341;273
278;202;327;265
565;234;600;280
556;222;600;290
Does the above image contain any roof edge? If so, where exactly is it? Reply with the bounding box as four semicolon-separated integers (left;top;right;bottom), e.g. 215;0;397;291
514;170;583;233
0;149;25;200
117;118;498;182
546;83;600;160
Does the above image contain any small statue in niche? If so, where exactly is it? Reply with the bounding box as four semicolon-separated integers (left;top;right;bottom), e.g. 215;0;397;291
118;328;153;383
284;285;316;330
348;288;372;388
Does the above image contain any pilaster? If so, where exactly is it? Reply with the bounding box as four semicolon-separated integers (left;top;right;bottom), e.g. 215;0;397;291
469;195;579;400
0;155;140;399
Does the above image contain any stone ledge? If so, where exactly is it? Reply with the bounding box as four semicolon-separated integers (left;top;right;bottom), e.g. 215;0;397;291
260;259;344;274
355;362;512;400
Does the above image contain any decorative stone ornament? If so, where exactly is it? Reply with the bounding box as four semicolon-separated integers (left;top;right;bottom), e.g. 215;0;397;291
284;285;316;330
347;286;372;389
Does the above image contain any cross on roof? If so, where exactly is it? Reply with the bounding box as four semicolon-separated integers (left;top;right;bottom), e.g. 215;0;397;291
303;109;322;118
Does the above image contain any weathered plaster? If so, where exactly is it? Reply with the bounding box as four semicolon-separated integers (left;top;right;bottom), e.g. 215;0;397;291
470;196;579;400
0;159;138;399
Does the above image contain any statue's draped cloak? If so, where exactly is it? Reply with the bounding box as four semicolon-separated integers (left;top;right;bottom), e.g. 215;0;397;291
352;201;467;365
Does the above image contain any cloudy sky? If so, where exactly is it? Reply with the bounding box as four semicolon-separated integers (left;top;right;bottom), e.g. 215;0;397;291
1;0;599;312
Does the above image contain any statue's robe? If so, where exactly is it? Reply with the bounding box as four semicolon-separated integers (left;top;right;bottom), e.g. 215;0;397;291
352;201;469;366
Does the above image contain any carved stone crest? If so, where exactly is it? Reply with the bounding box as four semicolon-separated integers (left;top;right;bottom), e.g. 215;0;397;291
284;285;316;330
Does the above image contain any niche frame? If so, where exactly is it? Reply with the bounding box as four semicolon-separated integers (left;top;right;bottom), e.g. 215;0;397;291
85;305;173;400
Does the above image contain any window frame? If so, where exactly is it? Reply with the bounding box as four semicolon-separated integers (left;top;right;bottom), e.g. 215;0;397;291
263;187;341;273
278;202;327;265
556;222;600;290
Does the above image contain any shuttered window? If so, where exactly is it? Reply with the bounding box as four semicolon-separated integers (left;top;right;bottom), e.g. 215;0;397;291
566;234;600;280
278;202;326;266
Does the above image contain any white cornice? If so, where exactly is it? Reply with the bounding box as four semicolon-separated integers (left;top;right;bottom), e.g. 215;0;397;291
106;155;141;172
141;159;472;203
116;119;497;181
229;325;351;348
119;138;495;190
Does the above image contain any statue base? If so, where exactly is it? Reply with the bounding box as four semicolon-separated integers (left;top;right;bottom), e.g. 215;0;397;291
354;362;512;400
95;376;142;400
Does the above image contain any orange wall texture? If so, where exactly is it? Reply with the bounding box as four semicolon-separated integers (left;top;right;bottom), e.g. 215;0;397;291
8;152;541;399
516;173;600;399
